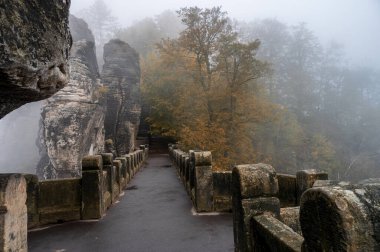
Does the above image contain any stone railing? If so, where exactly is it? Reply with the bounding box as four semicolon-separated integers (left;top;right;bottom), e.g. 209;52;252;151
0;145;148;251
168;144;328;215
169;145;231;212
232;164;380;252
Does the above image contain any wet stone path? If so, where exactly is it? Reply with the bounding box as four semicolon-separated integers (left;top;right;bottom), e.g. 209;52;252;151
28;154;234;252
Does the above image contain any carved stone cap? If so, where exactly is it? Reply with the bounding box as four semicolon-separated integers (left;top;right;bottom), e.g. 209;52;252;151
233;163;278;199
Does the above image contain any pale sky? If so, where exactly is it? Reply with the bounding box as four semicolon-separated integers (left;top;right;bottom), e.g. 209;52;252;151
70;0;380;68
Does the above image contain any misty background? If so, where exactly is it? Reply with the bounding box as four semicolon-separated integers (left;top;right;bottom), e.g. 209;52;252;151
70;0;380;68
0;0;379;180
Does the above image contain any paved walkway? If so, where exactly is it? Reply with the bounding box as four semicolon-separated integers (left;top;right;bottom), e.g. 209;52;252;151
28;154;234;252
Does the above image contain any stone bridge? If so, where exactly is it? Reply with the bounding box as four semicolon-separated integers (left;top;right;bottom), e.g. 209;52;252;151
1;1;380;251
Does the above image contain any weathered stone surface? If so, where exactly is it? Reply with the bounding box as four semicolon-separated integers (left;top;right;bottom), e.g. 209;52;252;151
82;170;104;219
300;181;380;251
194;151;213;212
234;164;278;199
82;155;103;171
38;179;81;225
102;39;141;156
296;169;328;203
37;20;104;179
280;207;301;235
0;1;71;118
115;157;127;188
193;151;212;166
24;174;39;229
213;171;232;212
101;153;114;166
232;163;280;252
251;215;303;252
113;160;122;194
0;174;27;252
277;174;297;207
69;15;95;44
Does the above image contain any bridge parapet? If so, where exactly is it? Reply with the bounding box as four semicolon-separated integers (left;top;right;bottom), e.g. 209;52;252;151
231;163;380;251
4;144;150;241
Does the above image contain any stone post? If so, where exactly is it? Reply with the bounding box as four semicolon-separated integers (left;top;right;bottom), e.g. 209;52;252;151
113;160;122;195
232;164;280;252
81;155;104;219
300;179;380;251
0;174;27;252
116;157;127;189
24;174;39;229
296;169;328;204
125;154;132;182
185;156;190;194
189;151;196;201
193;151;214;212
101;153;116;204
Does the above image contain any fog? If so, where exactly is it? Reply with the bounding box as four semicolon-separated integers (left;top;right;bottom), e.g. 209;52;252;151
0;0;379;180
70;0;380;68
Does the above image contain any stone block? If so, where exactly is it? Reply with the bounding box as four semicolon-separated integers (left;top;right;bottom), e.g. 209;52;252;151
116;157;127;189
193;151;212;166
38;179;81;225
82;170;104;219
102;171;111;210
232;163;279;252
296;169;328;204
277;174;297;207
234;164;278;199
213;171;232;212
113;160;122;194
251;215;303;252
194;165;213;212
82;155;103;171
23;174;39;229
101;153;114;166
0;174;27;252
280;207;301;234
103;165;118;203
125;154;132;182
300;181;380;251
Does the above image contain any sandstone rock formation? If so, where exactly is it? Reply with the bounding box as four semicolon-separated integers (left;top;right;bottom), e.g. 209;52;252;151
37;16;105;179
101;39;141;156
0;0;72;118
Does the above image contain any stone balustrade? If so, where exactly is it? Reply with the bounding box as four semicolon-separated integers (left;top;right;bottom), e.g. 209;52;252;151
0;145;150;251
231;162;380;251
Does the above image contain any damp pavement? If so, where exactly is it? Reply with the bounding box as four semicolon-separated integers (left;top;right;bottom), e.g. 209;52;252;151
28;154;234;252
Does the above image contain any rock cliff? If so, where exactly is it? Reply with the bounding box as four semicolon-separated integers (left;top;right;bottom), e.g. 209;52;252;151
101;39;141;155
0;0;72;118
37;16;105;179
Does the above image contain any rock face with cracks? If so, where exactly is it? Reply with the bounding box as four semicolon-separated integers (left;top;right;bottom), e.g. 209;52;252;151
101;39;141;156
0;0;72;118
37;16;104;179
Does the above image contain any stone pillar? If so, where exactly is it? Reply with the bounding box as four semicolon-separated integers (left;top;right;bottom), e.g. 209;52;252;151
185;156;190;194
300;180;380;251
81;155;104;219
101;153;116;204
113;160;122;195
189;151;196;201
125;154;132;182
0;174;27;252
296;169;328;204
232;164;280;252
116;157;127;189
24;174;39;229
194;151;214;212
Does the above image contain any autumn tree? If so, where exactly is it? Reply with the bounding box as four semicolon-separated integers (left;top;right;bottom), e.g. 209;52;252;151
142;7;274;169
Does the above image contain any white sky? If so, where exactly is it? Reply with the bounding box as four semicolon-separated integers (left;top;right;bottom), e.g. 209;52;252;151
70;0;380;68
